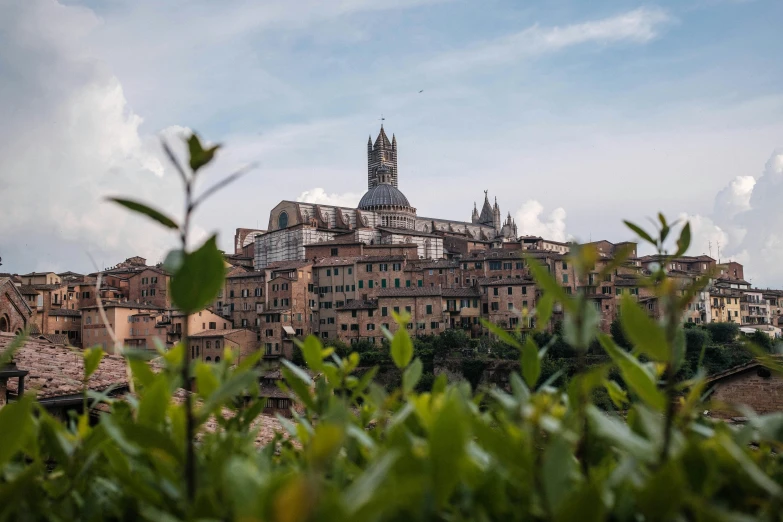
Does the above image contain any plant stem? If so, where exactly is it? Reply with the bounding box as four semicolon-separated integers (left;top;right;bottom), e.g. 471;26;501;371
182;176;195;503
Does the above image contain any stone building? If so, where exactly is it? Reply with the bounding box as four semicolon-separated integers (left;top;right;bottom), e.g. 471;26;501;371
707;359;783;418
188;328;258;363
0;277;33;335
254;126;519;269
128;267;170;308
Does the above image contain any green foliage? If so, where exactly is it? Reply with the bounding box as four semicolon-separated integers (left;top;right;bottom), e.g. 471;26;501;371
170;235;225;314
706;321;740;344
4;146;783;521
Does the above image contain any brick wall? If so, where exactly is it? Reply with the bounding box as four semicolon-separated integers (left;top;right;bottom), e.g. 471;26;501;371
0;283;31;334
710;368;783;417
128;269;170;308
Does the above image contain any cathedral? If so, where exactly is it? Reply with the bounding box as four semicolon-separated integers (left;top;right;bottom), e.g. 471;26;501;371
253;126;518;269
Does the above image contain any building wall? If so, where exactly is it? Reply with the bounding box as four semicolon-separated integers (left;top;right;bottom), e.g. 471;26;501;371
224;273;265;329
481;282;536;330
376;295;445;338
710;368;783;417
128;268;170;308
0;282;31;334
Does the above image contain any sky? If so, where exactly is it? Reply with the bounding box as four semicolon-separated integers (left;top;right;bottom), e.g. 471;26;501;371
0;0;781;286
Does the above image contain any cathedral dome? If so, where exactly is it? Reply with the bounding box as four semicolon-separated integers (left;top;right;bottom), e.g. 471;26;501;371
358;183;411;209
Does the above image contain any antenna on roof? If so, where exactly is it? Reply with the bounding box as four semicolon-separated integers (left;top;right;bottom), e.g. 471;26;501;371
716;240;721;263
708;241;712;258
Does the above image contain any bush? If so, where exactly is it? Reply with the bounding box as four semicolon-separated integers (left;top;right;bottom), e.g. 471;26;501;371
705;322;740;344
2;142;781;521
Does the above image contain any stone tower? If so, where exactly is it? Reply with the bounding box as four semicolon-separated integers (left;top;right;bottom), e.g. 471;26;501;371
493;197;501;231
367;125;398;190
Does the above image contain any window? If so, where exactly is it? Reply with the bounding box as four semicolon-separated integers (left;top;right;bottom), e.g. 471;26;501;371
379;263;388;272
562;274;568;283
394;278;400;288
616;288;622;295
562;262;568;269
209;322;216;329
331;247;338;256
493;288;499;296
366;264;373;272
417;280;423;287
418;322;426;330
491;302;499;311
381;279;387;288
255;287;262;297
405;306;411;314
394;306;400;314
430;322;439;329
428;270;433;275
503;262;512;270
215;356;221;363
393;263;402;271
508;303;514;310
406;280;411;287
229;290;235;298
334;268;339;275
366;323;375;331
358;280;364;289
426;304;432;314
489;261;501;270
382;307;388;316
602;286;612;295
507;287;513;295
516;262;524;269
278;211;288;229
368;309;374;317
348;267;353;274
475;262;483;269
351;310;357;318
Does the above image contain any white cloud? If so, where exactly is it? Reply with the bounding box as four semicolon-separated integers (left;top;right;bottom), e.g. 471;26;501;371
425;7;671;73
0;0;182;272
683;149;783;287
514;200;568;242
296;188;362;208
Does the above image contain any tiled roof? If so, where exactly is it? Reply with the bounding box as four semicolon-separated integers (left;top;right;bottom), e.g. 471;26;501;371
442;287;482;297
706;356;783;384
418;259;459;269
361;255;407;263
377;287;442;298
227;270;265;279
48;308;81;317
265;260;312;270
38;334;71;345
1;333;129;399
81;302;166;311
376;226;441;238
18;285;40;295
314;257;360;267
188;328;249;338
32;284;66;291
477;277;534;286
337;300;378;311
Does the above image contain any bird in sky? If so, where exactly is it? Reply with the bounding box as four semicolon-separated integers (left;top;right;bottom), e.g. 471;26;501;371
418;90;424;93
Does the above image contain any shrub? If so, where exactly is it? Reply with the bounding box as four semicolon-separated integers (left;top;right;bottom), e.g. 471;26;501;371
705;321;740;344
1;142;781;521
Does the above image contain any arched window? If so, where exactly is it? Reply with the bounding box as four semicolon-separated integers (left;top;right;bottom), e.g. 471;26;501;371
205;356;212;362
215;341;220;350
215;356;221;363
0;314;8;332
206;341;211;349
278;211;289;229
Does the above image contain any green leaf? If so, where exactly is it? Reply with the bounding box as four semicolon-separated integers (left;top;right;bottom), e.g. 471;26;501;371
199;370;257;419
0;394;34;468
587;406;656;463
195;363;219;398
620;294;669;362
299;335;324;371
526;255;569;308
605;379;629;409
624;220;655;245
83;346;104;380
521;336;541;389
390;326;413;369
170;235;225;314
674;222;691;257
430;393;468;507
718;433;782;497
128;358;155;388
137;377;171;428
281;359;313;385
402;358;423;394
543;435;576;514
187;133;220;172
107;198;178;229
599;334;665;411
536;293;554;331
162;249;185;274
344;451;400;514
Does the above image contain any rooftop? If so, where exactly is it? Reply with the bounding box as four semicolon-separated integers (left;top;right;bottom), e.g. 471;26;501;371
377;287;442;298
1;333;129;400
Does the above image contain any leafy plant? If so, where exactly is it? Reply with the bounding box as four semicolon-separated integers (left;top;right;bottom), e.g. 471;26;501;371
1;139;782;521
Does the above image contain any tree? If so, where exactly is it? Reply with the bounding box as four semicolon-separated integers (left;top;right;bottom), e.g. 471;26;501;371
705;321;740;344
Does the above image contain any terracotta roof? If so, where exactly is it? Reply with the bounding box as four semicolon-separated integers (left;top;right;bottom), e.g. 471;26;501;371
48;308;81;317
265;260;312;270
32;284;66;291
227;270;265;279
1;333;129;400
188;328;249;338
706;357;783;384
377;287;442;298
313;257;360;267
18;285;40;295
442;288;482;297
81;302;166;311
38;334;71;345
361;255;407;263
337;300;378;311
418;259;459;269
477;277;534;286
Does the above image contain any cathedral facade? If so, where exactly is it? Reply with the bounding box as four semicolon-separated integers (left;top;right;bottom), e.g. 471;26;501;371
254;126;518;270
